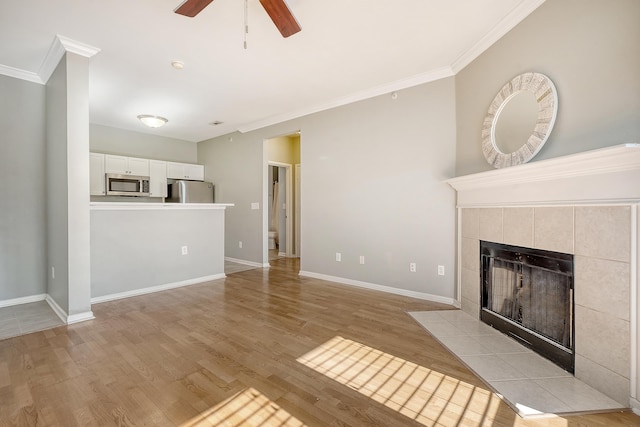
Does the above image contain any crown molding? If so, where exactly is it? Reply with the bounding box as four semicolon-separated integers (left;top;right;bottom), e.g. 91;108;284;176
37;35;68;84
237;66;455;134
451;0;546;73
56;34;101;58
237;1;546;134
0;63;44;84
38;34;101;84
0;35;101;85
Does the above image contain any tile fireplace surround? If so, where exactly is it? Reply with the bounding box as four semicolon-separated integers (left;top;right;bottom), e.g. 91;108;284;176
446;143;640;411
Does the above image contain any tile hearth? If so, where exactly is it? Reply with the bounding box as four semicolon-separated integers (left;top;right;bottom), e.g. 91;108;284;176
410;309;624;418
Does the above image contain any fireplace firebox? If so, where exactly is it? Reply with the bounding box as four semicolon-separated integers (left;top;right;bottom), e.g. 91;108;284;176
481;241;574;373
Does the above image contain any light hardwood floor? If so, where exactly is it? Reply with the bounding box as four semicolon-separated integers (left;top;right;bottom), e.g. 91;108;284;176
1;258;639;426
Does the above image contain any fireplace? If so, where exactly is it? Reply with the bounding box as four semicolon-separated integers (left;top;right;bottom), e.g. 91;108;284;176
446;144;640;407
481;241;575;373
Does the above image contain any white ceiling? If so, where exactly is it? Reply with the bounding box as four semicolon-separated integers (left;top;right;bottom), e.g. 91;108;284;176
0;0;544;142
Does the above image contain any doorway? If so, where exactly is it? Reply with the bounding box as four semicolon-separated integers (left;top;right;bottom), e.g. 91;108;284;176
264;133;300;266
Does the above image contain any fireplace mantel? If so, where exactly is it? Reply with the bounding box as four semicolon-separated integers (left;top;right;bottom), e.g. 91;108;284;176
447;143;640;207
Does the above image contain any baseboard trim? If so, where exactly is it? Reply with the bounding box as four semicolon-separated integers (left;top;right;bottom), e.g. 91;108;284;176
67;311;96;324
631;398;640;415
0;294;46;308
225;257;270;268
44;295;95;325
298;271;455;306
45;295;67;323
90;274;226;304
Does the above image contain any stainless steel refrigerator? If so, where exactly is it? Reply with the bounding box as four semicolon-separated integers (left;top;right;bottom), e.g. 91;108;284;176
167;180;214;203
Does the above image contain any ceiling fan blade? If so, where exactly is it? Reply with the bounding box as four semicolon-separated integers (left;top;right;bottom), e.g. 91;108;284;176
259;0;301;38
175;0;215;17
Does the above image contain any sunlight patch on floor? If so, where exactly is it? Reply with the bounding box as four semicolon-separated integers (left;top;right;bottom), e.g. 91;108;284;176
296;336;504;426
182;387;306;427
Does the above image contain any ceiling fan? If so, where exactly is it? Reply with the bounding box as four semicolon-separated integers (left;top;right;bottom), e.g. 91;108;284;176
175;0;301;38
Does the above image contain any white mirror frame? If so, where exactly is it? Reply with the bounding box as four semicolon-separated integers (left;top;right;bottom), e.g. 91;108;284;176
481;72;558;168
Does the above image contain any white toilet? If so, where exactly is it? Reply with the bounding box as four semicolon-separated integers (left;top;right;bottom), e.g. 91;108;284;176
268;230;277;250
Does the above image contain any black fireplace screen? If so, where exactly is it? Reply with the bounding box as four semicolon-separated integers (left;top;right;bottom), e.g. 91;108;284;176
481;241;574;372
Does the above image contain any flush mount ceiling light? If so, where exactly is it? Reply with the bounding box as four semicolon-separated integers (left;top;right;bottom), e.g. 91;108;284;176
137;115;168;128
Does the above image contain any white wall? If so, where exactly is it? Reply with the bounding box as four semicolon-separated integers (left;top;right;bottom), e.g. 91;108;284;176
0;75;46;301
65;52;92;318
199;77;457;301
455;0;640;176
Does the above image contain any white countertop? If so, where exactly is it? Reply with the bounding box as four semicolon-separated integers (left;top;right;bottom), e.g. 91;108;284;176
90;202;234;210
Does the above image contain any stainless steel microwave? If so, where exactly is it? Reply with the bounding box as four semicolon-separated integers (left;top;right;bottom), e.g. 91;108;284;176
105;173;150;196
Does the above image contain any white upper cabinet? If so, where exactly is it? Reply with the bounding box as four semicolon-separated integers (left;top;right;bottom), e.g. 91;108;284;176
149;160;168;198
90;153;106;196
90;154;205;198
105;154;150;176
166;161;204;181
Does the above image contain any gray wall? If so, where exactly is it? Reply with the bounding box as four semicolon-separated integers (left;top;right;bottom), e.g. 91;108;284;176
199;77;457;299
199;131;265;263
0;75;47;301
46;57;70;312
90;124;197;163
45;52;93;317
90;209;225;298
456;0;640;176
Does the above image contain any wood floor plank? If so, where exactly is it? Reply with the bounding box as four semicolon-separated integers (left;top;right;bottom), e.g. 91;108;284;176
1;258;639;426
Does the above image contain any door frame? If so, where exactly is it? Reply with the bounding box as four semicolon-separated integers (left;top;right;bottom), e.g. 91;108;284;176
264;161;293;262
294;163;301;258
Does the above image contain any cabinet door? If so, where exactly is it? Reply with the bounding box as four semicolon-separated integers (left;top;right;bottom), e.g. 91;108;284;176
149;160;167;198
104;155;149;175
128;157;150;176
89;153;106;195
104;154;128;174
183;163;204;181
166;162;184;179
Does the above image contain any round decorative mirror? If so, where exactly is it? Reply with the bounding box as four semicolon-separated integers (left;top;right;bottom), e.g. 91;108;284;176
481;72;558;168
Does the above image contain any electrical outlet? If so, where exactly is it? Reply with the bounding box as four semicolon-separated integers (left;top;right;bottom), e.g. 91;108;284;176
359;255;365;265
336;252;342;262
438;265;445;276
409;262;417;272
181;246;188;255
251;202;260;210
239;241;243;248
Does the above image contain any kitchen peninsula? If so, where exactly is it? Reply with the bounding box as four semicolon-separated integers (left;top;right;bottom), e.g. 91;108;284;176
90;202;233;303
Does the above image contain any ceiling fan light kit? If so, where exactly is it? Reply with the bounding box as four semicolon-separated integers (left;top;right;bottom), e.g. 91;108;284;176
174;0;300;38
137;115;168;128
